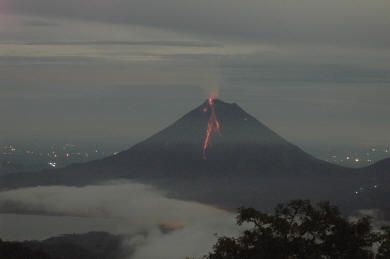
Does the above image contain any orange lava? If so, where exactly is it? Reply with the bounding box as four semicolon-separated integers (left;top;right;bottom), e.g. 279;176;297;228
203;97;221;159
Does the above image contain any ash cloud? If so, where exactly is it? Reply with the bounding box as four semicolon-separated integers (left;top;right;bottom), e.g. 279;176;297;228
0;181;240;259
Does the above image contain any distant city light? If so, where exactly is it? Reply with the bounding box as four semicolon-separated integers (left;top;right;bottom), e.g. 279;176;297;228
48;162;57;168
1;140;388;177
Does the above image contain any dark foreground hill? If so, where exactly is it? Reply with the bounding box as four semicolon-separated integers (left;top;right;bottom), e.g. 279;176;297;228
0;232;125;259
0;99;388;212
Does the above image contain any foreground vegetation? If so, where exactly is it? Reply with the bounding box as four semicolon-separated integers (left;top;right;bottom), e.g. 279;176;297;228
205;200;390;259
2;200;390;259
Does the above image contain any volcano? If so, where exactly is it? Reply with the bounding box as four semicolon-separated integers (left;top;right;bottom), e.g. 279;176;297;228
1;99;389;212
95;99;346;178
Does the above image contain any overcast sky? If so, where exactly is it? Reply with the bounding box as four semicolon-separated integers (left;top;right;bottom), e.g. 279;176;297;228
0;0;389;147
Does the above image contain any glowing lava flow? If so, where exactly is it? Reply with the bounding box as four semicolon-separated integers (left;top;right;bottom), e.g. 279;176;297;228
202;97;221;159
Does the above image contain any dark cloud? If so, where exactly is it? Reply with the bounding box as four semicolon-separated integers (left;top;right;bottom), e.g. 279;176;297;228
22;19;58;27
0;55;104;65
221;63;390;84
20;40;221;47
9;0;390;47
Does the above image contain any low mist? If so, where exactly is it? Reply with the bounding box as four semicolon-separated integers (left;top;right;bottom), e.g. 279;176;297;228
0;181;240;259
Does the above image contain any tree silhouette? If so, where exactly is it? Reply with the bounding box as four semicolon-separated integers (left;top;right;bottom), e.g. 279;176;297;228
0;239;53;259
377;226;390;259
205;200;390;259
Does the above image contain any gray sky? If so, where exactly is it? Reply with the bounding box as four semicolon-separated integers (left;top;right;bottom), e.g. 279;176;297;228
0;1;389;146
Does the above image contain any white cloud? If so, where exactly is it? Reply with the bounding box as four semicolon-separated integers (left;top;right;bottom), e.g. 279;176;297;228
0;181;240;259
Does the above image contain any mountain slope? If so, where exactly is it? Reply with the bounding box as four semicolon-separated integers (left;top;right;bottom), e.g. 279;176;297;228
94;99;347;179
362;158;390;175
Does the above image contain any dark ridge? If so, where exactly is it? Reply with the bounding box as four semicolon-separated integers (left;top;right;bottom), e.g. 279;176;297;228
1;232;126;259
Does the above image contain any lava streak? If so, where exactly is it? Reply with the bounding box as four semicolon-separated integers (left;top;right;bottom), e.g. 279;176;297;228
202;97;221;159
